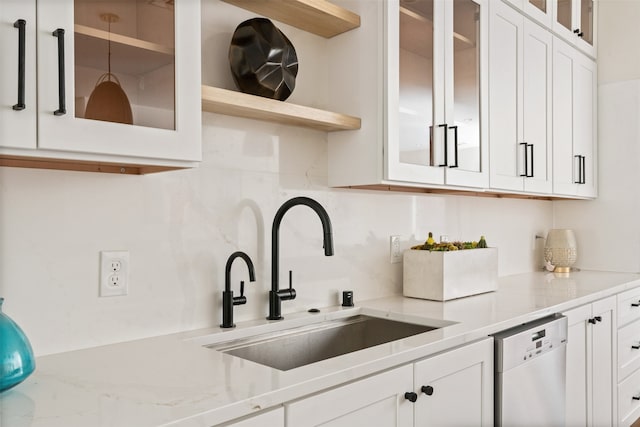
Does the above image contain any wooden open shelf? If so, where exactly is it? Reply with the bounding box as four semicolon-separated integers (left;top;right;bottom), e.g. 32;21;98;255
221;0;360;38
74;25;174;76
201;85;361;132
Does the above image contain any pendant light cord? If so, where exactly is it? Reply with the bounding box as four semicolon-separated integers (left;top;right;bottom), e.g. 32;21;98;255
107;17;112;80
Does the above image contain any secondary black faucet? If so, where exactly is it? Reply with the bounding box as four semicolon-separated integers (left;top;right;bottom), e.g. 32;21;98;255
267;196;334;320
221;251;256;328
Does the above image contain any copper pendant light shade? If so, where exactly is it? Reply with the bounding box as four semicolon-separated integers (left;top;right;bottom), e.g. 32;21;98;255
84;13;133;125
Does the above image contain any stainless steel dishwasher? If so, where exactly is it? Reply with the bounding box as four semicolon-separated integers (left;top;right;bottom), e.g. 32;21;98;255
493;314;568;426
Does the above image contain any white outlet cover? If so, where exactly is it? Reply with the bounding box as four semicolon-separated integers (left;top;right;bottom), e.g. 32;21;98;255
390;235;402;264
100;251;129;297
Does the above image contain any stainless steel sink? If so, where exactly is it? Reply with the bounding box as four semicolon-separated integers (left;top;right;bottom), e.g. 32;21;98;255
207;314;441;371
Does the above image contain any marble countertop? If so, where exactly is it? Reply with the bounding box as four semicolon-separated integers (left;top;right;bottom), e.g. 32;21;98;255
2;270;640;426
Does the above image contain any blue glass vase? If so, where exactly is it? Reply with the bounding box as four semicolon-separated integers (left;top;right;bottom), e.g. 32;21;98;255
0;297;35;392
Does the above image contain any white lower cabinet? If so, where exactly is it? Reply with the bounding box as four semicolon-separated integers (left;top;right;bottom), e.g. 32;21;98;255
617;287;640;426
564;296;616;427
285;338;493;426
224;407;284;427
286;365;413;427
413;338;494;426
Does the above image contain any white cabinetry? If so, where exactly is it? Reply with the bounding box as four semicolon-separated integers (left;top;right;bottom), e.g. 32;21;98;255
224;407;284;427
552;35;597;198
564;296;616;427
503;0;553;27
328;0;488;190
489;1;552;194
413;338;493;426
286;364;414;427
0;0;36;151
286;338;493;426
616;287;640;426
552;0;596;57
0;0;201;174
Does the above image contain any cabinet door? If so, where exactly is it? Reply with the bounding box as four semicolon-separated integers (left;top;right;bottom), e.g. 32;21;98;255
388;0;487;187
572;48;597;197
564;297;616;427
504;0;553;28
522;19;552;193
36;0;201;162
443;0;489;188
389;0;445;184
489;1;551;193
0;0;37;150
488;2;524;192
223;407;284;427
565;303;591;426
286;365;413;427
552;37;596;197
552;0;596;57
592;297;616;427
414;338;493;426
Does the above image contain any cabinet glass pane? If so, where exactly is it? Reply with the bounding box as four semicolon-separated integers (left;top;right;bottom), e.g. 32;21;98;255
74;0;175;130
580;0;594;45
453;0;480;172
528;0;547;13
556;0;572;31
399;0;434;167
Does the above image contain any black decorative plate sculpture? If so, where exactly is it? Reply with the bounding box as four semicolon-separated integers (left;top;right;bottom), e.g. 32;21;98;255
229;18;298;101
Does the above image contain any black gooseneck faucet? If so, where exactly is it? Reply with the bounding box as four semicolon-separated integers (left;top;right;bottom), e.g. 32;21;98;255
268;196;334;320
221;251;256;328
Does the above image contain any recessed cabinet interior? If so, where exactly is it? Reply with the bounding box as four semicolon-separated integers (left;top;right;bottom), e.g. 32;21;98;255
0;0;201;174
489;1;552;194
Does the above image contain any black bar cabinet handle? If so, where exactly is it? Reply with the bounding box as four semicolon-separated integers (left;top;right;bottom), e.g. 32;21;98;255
449;126;458;168
631;301;640;307
520;143;528;177
53;28;66;116
574;155;582;184
13;19;26;111
632;344;640;350
438;123;448;167
581;156;586;184
527;144;534;178
633;395;640;401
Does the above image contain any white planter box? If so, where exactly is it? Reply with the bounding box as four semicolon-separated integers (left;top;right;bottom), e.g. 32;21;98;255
403;248;498;301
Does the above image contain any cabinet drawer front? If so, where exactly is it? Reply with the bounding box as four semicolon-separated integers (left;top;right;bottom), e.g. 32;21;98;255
618;367;640;423
619;318;640;381
618;287;640;327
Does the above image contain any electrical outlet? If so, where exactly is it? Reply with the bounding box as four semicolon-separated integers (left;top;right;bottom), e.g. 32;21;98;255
390;235;402;264
100;251;129;297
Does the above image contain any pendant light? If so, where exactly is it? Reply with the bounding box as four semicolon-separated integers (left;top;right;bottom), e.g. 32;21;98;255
84;13;133;125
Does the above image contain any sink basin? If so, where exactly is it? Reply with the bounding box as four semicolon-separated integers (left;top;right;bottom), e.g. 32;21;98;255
206;314;442;371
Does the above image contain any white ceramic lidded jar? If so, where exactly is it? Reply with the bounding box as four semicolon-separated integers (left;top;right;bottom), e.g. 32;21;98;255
544;229;577;273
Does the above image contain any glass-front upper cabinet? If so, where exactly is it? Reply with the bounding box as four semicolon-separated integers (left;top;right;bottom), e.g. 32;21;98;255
504;0;553;27
36;0;201;163
387;0;488;188
553;0;596;57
